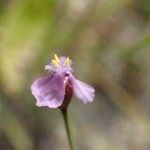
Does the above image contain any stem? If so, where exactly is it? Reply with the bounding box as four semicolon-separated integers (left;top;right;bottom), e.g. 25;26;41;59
61;109;74;150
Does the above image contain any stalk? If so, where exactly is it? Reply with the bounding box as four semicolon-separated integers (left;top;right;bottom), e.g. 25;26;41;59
61;109;74;150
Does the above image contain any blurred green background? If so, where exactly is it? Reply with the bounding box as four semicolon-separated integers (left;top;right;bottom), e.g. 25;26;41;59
0;0;150;150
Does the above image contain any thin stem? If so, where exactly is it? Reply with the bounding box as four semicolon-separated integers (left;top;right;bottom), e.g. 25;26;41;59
61;109;74;150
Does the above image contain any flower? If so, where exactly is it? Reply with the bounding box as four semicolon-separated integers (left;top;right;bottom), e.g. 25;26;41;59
31;54;95;109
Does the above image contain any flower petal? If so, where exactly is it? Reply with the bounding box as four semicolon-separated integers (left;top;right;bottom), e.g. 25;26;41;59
31;74;65;108
71;77;95;103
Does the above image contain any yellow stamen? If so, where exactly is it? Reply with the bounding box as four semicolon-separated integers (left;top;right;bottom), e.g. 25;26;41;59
52;59;59;67
54;54;59;63
65;57;70;66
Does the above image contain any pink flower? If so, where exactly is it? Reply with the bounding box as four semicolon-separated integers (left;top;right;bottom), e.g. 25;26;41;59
31;54;95;109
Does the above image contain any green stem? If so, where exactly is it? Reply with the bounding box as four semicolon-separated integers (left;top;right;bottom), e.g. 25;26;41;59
61;109;74;150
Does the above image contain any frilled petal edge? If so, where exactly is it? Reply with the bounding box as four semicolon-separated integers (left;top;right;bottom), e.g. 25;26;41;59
31;74;65;108
71;77;95;103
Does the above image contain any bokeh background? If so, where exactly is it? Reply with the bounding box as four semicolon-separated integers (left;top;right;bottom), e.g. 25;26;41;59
0;0;150;150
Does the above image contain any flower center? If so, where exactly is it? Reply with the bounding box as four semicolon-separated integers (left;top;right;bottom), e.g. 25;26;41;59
51;54;71;67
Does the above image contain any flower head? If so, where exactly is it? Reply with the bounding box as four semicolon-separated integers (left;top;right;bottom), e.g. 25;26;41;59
31;54;95;109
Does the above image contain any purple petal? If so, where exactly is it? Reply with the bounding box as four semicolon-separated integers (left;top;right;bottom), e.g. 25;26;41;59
71;77;95;103
31;74;65;108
